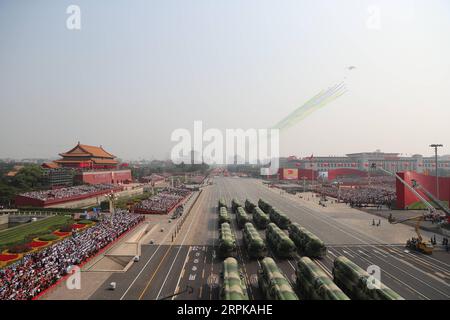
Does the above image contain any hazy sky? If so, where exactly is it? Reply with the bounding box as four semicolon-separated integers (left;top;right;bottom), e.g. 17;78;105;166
0;0;449;160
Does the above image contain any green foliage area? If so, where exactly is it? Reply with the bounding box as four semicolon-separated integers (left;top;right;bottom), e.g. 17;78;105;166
114;191;153;209
0;215;73;250
38;234;59;241
78;219;93;225
0;164;45;206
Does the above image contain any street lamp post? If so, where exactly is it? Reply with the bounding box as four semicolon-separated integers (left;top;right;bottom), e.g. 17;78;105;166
430;144;443;201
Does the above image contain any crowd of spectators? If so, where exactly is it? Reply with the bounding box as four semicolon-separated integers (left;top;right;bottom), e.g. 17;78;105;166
19;184;117;201
134;187;191;213
0;211;144;300
314;177;396;208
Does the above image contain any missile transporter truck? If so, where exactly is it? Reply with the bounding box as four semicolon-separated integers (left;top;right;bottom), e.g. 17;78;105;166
244;199;256;213
252;207;270;229
266;223;296;258
296;257;349;300
218;223;237;258
288;223;327;258
236;207;251;229
231;198;242;213
218;206;231;225
242;222;267;259
218;198;227;212
258;199;272;214
220;257;249;300
333;256;404;300
269;207;292;230
258;257;299;300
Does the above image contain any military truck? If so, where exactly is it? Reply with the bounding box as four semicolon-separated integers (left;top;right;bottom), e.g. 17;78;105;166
258;257;299;300
252;207;270;229
258;199;272;214
231;198;242;213
296;257;349;300
218;198;227;212
218;223;237;258
269;207;291;230
218;206;231;225
244;199;256;213
266;223;296;258
236;207;250;229
220;257;249;300
242;222;267;259
288;223;327;258
333;256;404;300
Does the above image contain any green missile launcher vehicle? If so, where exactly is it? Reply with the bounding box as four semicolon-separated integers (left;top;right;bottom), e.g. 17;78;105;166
220;257;249;300
296;256;349;300
244;199;256;213
258;257;299;300
252;207;270;229
242;222;267;259
218;206;231;225
333;256;404;300
258;199;272;214
269;207;292;230
236;206;250;229
218;223;237;258
288;223;327;258
266;223;296;258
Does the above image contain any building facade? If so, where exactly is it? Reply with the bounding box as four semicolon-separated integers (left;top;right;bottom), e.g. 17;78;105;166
42;142;132;185
278;150;450;179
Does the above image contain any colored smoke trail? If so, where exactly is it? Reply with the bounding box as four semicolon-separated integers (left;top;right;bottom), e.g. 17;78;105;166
272;81;348;131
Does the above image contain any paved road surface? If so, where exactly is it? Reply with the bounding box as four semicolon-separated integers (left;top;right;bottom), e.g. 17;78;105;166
90;177;450;300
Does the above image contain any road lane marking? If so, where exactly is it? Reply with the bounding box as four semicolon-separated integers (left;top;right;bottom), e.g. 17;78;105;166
138;244;173;300
156;189;210;299
342;250;354;258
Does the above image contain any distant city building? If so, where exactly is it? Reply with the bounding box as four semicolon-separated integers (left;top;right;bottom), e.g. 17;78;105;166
280;150;450;174
276;150;450;181
4;165;24;177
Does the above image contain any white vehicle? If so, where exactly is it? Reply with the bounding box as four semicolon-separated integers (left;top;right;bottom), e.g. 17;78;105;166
109;282;116;290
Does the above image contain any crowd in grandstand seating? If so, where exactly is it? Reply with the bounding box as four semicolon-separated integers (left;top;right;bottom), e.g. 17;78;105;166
19;184;117;201
0;211;144;300
314;178;396;208
186;175;206;184
134;187;191;213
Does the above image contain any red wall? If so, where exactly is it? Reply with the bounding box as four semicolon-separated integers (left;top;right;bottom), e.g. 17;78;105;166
76;170;132;185
396;171;450;209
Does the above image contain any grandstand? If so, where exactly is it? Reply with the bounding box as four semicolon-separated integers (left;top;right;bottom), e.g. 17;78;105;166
133;188;191;214
15;184;122;207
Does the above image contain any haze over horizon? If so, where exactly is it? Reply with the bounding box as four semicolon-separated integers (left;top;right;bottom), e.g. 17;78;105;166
1;0;449;160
